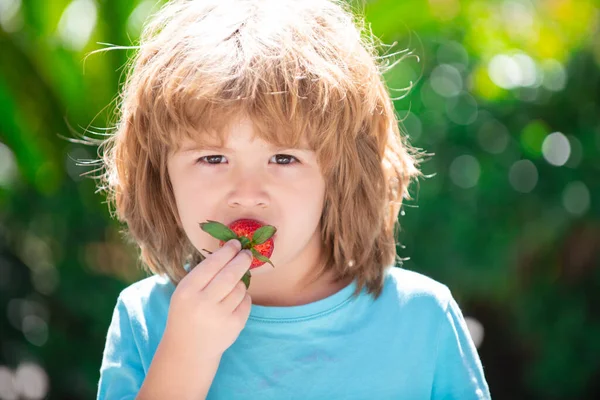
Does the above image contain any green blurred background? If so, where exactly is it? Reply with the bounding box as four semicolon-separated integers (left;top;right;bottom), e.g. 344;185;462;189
0;0;599;398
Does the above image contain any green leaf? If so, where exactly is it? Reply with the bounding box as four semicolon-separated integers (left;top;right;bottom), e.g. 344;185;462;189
242;270;252;289
252;225;277;245
250;248;275;268
199;220;238;241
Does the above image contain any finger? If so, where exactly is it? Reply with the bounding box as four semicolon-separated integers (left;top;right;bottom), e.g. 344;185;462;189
202;249;253;302
220;280;247;313
187;239;242;291
233;293;252;322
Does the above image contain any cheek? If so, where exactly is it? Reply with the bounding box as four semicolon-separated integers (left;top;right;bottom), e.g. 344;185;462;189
296;174;326;204
173;184;198;219
171;167;209;205
170;181;208;240
168;163;217;250
282;179;325;225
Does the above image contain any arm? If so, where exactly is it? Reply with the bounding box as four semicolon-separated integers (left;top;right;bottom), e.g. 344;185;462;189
136;329;222;400
96;294;222;400
96;294;144;400
431;294;492;400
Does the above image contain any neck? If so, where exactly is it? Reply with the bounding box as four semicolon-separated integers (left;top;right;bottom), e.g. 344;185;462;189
247;252;352;307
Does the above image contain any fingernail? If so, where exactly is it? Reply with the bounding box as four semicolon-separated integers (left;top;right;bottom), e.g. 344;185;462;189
229;239;241;250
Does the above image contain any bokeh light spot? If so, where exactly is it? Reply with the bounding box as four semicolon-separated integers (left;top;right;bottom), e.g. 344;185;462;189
562;181;590;216
502;1;535;41
22;315;49;347
565;135;583;168
0;142;19;188
488;52;539;90
477;119;510;154
57;0;98;51
446;92;478;125
14;362;49;400
540;59;567;92
127;0;155;38
31;268;60;296
509;159;538;193
430;64;463;97
0;0;23;32
542;132;570;166
465;316;485;348
488;54;521;89
512;53;538;87
449;154;481;188
0;365;18;400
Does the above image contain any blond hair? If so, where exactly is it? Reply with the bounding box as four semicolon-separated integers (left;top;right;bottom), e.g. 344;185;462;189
96;0;422;300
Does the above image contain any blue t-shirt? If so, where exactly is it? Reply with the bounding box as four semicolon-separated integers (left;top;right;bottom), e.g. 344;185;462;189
97;266;491;399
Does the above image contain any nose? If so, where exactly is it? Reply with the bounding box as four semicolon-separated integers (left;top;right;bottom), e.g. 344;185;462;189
227;169;269;208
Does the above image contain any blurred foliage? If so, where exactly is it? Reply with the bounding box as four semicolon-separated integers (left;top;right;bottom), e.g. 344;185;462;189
0;0;599;399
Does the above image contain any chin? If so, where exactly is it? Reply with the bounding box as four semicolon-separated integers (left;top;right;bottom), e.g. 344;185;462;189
249;263;274;276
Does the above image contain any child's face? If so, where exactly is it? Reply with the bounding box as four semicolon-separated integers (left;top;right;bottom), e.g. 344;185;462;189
167;115;327;277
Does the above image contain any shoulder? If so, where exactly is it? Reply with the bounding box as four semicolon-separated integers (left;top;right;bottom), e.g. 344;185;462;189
119;273;175;301
382;266;453;312
119;273;175;305
99;274;176;384
116;273;175;325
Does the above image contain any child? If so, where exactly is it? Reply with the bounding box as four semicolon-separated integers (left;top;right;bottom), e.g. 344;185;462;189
96;0;491;398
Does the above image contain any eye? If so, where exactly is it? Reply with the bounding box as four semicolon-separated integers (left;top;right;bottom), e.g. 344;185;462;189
270;154;300;166
196;155;227;165
196;154;300;166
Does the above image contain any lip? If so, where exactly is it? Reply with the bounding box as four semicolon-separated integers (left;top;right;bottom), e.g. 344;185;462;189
228;218;278;240
228;217;273;226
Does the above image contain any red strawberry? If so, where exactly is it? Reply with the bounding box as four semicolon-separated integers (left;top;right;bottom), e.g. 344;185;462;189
220;219;275;269
199;218;276;289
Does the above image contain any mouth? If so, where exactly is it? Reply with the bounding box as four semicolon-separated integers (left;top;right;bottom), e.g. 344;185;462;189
227;218;278;239
199;218;276;273
227;217;273;226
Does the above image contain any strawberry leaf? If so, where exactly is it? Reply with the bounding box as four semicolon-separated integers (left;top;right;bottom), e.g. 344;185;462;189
252;225;277;245
250;248;275;268
199;220;238;241
242;270;252;289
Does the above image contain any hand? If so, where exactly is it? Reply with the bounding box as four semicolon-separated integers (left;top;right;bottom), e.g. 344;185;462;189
163;239;253;360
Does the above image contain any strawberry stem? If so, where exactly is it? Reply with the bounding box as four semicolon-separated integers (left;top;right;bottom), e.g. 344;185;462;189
239;236;251;248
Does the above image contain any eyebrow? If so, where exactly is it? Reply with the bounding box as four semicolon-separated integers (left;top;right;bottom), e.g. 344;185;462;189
181;144;313;153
